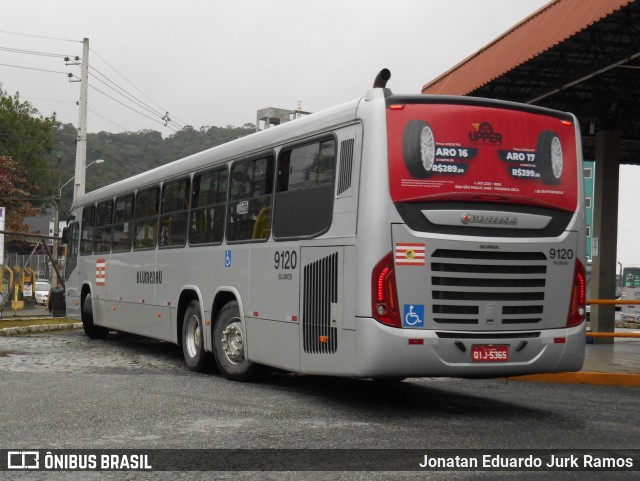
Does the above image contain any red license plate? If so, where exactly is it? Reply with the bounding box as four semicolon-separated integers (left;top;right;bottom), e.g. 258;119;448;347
471;344;509;363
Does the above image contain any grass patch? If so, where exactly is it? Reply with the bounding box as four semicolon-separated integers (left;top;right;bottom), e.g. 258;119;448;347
0;317;77;330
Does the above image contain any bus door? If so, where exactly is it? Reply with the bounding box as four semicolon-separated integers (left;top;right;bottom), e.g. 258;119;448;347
64;221;81;319
246;243;302;372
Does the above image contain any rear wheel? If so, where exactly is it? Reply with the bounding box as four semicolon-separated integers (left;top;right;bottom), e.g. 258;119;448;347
82;294;109;339
182;300;207;372
213;301;257;381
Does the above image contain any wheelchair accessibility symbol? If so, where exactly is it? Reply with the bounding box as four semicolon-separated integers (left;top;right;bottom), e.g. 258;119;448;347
403;304;425;328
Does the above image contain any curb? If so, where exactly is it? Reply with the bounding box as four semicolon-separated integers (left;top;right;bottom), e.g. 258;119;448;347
505;372;640;388
0;323;82;336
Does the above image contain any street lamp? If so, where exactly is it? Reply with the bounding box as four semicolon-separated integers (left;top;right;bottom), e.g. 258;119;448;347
59;159;105;199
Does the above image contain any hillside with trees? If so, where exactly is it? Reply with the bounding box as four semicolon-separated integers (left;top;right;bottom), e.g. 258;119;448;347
52;123;256;217
1;87;256;227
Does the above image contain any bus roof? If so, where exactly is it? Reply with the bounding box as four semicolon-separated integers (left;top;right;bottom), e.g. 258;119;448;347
72;91;577;208
73;96;363;208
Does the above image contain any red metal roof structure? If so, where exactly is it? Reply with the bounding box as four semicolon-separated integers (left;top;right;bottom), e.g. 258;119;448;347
422;0;640;163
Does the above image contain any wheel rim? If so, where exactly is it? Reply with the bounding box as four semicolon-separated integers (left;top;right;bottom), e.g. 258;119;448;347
420;126;435;171
221;318;244;365
185;314;201;359
550;136;563;179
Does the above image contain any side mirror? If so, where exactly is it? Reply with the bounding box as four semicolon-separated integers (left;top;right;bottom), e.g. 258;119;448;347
61;227;69;245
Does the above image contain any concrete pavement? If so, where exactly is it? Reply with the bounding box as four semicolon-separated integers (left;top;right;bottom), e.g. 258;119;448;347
1;305;639;387
507;329;640;387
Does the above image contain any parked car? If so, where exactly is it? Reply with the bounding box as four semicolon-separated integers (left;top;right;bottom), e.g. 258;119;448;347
34;280;52;305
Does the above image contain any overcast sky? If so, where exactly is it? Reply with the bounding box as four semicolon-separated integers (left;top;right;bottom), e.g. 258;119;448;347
2;0;552;133
2;0;639;266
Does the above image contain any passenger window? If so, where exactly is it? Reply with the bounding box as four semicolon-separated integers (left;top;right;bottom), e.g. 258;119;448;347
273;139;336;239
190;167;228;245
226;156;274;242
134;187;159;250
160;178;190;248
80;205;96;255
113;194;134;252
94;200;113;254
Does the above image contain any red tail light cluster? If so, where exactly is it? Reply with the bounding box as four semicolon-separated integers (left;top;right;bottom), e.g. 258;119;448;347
372;252;401;328
567;258;586;328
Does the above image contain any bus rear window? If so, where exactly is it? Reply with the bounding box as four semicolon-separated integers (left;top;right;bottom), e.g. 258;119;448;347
386;103;578;212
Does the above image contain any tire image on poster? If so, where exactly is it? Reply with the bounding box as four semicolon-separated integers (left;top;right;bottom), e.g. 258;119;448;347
536;130;563;185
402;120;436;178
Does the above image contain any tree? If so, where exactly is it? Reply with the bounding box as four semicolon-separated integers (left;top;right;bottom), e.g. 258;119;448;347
0;156;40;232
0;87;60;209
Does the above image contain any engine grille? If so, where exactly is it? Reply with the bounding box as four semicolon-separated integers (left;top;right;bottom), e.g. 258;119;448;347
430;249;547;327
302;252;338;354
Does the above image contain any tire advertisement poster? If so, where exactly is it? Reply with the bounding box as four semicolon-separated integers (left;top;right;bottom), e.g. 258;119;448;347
386;103;578;212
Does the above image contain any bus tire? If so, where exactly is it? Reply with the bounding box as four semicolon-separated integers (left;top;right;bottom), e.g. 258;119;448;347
213;301;257;382
536;130;563;185
82;295;109;339
402;120;436;178
182;300;207;372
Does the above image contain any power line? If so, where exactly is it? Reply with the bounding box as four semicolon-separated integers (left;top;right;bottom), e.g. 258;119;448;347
0;62;69;75
0;30;80;43
0;46;71;59
22;96;77;105
0;32;188;134
88;108;130;133
90;48;188;127
88;83;179;133
89;67;184;130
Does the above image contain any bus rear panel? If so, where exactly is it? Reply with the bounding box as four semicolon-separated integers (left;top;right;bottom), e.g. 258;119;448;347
354;96;586;377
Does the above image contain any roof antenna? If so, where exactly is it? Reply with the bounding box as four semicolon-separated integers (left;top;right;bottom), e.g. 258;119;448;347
373;68;391;88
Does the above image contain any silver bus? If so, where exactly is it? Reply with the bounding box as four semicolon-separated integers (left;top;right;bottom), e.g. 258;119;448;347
64;71;586;381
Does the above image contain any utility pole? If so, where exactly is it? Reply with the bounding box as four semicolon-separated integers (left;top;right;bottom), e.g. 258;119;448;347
74;37;89;201
53;156;61;287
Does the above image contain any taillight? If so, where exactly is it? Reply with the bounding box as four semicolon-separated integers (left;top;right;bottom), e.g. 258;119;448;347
567;258;586;327
372;252;401;328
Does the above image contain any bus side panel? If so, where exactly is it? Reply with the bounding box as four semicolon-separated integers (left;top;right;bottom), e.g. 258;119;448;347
102;250;165;339
245;242;301;371
244;317;301;372
151;249;186;343
102;254;135;332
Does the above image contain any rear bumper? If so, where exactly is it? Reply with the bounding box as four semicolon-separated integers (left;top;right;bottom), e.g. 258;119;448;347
353;317;586;378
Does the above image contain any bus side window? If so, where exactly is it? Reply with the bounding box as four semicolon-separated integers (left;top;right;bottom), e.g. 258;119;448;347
160;178;190;248
226;156;274;242
190;167;227;245
113;194;134;252
80;205;96;256
273;138;336;239
94;199;113;254
134;187;159;250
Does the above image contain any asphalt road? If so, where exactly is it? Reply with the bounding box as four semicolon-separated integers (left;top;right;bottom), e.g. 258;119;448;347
1;330;639;481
